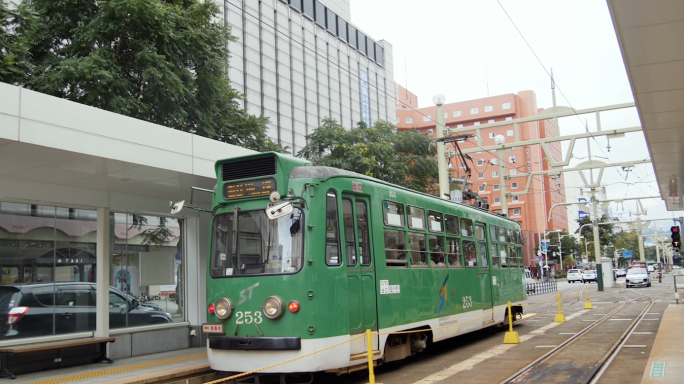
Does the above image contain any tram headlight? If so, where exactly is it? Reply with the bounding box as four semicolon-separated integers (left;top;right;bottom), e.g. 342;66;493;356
262;296;285;319
214;298;234;320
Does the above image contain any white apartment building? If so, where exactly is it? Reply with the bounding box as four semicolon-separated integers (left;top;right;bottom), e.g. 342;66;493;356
216;0;396;155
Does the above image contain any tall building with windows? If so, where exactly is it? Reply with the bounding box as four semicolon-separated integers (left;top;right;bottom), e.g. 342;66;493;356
395;89;569;268
216;0;395;155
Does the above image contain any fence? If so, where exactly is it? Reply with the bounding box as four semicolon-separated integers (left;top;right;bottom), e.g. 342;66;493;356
526;279;557;296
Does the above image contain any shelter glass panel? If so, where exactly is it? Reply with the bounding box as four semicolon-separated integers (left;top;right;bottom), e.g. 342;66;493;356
0;202;98;341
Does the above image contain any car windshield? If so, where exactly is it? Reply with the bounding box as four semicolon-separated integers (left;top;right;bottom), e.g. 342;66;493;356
210;208;304;277
569;270;579;274
627;268;647;275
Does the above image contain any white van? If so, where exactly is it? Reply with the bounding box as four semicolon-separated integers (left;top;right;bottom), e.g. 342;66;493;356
524;269;535;294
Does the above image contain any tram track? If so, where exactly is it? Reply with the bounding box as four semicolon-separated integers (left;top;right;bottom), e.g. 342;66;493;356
500;289;656;384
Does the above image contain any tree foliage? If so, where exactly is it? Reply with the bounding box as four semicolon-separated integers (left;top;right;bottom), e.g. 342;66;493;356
0;0;34;84
297;119;439;193
2;0;285;153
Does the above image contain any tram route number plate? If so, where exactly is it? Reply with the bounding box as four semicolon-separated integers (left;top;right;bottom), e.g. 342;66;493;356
202;323;225;334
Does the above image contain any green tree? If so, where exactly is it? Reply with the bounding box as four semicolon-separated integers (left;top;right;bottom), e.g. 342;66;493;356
575;215;615;261
0;0;35;84
297;119;439;193
16;0;285;152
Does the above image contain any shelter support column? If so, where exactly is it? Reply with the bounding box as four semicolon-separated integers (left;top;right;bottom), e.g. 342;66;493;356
95;208;110;338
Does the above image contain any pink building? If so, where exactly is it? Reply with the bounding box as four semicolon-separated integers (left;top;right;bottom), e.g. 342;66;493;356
395;89;568;270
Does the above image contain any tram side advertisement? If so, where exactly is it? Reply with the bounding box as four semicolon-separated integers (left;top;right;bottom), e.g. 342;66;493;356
223;178;276;200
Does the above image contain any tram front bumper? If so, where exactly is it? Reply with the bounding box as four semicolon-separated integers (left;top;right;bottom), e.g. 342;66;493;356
209;336;301;351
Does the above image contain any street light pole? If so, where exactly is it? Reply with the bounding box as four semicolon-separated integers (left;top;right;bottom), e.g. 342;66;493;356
433;94;449;200
494;135;508;217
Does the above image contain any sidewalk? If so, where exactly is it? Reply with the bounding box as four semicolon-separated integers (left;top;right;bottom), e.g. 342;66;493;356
641;305;684;383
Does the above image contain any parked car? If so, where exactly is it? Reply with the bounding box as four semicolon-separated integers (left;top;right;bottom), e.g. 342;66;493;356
127;294;162;311
626;268;651;288
567;269;584;283
0;282;172;340
524;269;536;294
616;268;627;277
582;270;598;283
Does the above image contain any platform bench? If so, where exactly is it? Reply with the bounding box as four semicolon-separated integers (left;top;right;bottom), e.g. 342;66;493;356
0;337;115;379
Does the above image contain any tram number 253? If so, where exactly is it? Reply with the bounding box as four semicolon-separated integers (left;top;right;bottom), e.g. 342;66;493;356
462;296;473;309
235;311;263;324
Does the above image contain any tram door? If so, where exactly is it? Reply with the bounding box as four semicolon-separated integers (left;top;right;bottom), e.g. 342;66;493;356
476;223;494;322
342;195;379;357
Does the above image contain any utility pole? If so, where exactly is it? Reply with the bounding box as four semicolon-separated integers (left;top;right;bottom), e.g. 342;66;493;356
433;94;449;200
495;135;508;216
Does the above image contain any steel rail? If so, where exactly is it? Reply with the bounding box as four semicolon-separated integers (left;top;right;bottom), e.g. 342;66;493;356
499;290;653;384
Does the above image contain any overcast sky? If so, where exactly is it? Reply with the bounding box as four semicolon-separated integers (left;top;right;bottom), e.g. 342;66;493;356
351;0;684;234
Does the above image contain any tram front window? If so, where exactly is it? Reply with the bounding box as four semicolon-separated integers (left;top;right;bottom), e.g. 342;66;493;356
210;209;304;277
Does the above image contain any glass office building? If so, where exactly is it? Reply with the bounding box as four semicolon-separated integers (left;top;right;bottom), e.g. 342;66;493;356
218;0;395;154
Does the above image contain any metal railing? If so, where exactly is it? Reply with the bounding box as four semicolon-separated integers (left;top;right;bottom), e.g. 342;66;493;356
526;280;558;296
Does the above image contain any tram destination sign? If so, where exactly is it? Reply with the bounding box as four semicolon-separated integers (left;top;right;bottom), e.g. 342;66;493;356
223;178;276;200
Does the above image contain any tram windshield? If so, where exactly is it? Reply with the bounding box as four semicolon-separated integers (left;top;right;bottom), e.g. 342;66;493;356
210;208;304;277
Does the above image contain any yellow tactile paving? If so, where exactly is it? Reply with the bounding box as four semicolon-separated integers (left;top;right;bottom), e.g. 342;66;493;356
23;352;208;384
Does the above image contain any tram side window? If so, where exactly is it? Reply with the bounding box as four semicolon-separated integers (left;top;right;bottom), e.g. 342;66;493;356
446;237;462;267
428;235;445;267
428;211;443;233
460;218;474;237
476;224;488;268
356;201;371;266
384;229;407;267
445;214;460;235
383;200;405;227
490;242;499;267
516;247;524;268
499;244;509;267
408;232;428;267
515;230;522;245
489;225;497;243
325;191;341;266
508;245;518;268
498;226;507;242
463;240;477;267
342;198;357;267
407;206;425;230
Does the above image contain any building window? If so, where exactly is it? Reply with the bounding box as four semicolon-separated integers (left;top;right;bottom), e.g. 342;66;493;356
507;129;514;136
510;169;517;175
484;105;493;112
478;173;484;179
494;197;501;203
470;107;479;115
347;24;357;48
474;122;480;126
513;208;521;215
477;159;484;166
488;119;495;123
512;196;519;202
314;0;326;25
303;0;315;18
326;8;337;34
453;110;462;117
491;158;498;165
290;0;303;11
423;115;431;122
492;171;498;177
405;117;413;124
506;116;513;121
502;102;511;109
337;16;347;41
427;129;434;135
444;112;448;118
457;124;464;128
489;132;496;139
479;185;486;192
511;182;518;189
493;184;500;191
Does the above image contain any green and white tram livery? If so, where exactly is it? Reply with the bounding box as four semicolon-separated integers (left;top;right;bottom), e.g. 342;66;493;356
202;152;527;375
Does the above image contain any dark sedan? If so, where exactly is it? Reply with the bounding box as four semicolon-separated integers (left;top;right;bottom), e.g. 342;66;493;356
0;282;171;340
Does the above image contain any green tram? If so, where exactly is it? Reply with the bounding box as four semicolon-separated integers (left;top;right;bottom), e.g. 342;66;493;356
203;152;527;375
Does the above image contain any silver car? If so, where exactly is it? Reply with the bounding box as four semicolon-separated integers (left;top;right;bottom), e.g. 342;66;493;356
567;269;584;283
626;268;651;288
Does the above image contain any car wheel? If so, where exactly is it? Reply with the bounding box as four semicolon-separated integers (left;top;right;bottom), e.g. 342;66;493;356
647;282;651;287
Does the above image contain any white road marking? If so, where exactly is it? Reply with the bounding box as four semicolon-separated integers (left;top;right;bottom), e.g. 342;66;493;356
623;345;647;348
633;332;652;335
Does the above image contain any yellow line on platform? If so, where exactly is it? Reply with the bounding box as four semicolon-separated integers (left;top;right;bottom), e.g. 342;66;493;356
24;352;208;384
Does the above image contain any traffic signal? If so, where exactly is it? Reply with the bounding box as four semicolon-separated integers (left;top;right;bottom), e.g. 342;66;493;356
672;226;681;252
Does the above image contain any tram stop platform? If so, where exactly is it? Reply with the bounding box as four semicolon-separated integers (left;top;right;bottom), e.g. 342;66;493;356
7;347;213;384
641;304;684;384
